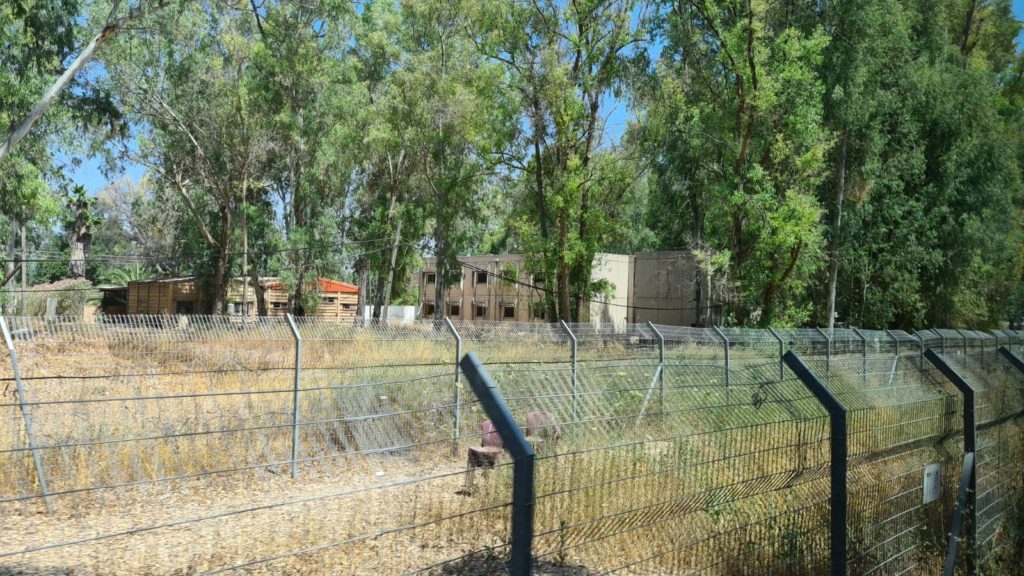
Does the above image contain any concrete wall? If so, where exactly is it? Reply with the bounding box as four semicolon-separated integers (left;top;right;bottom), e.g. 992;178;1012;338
589;253;634;329
631;251;700;326
416;250;721;327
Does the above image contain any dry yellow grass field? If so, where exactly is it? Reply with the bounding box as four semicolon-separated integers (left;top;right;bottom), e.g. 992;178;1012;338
0;319;1020;575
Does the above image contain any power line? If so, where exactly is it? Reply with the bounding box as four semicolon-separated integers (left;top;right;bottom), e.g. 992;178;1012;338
0;236;392;266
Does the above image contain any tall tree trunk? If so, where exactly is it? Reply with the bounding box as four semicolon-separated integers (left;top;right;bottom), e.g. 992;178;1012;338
826;131;847;332
210;207;231;314
356;257;368;325
20;224;26;314
959;0;978;56
433;222;447;322
241;177;248;317
6;220;16;287
68;197;91;278
558;212;570;322
373;216;403;323
250;268;267;317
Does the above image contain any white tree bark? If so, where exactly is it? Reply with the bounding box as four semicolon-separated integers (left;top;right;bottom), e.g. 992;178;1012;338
0;0;169;162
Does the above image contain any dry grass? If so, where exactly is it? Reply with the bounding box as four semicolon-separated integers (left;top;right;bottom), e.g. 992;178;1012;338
0;321;1021;575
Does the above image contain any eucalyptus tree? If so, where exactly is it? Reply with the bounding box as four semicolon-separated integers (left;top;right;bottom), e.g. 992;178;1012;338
474;0;651;322
397;0;516;321
636;0;831;326
104;4;267;312
247;0;363;314
0;0;172;163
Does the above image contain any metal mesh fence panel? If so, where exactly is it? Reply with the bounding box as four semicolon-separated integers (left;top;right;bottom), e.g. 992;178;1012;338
954;338;1024;566
806;349;960;575
0;316;1021;575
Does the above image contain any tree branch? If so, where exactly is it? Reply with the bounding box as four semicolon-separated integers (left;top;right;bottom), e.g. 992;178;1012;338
0;0;170;162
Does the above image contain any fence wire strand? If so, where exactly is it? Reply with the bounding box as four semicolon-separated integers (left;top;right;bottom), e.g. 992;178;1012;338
0;316;1021;575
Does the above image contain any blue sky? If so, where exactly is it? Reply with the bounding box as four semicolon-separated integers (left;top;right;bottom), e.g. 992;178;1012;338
62;1;1024;194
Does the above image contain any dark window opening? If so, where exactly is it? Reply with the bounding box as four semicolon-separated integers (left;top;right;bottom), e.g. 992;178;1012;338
475;271;488;284
175;301;195;315
475;305;487;318
449;304;461;316
503;306;516;319
424;272;436;284
423;303;435;317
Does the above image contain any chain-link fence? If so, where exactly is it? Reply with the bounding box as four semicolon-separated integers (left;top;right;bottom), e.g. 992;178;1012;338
0;316;1022;575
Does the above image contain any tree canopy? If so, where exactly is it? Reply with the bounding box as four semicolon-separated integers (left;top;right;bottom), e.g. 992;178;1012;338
3;0;1023;328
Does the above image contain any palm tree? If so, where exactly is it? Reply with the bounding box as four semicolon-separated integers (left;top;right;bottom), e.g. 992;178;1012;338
101;264;152;286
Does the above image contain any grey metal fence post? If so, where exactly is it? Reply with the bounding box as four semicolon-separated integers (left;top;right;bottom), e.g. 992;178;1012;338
460;352;535;576
646;321;666;414
816;326;832;374
998;346;1024;374
915;332;926;371
924;349;976;576
885;329;900;359
0;317;52;512
853;328;868;386
286;313;302;479
768;327;785;381
559;320;578;422
956;329;969;368
783;351;848;576
444;318;462;451
712;326;731;389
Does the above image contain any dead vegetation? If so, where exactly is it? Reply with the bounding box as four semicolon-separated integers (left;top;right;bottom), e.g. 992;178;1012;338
0;319;1021;575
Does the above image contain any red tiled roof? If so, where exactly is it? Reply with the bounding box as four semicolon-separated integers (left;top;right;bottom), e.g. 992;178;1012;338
263;277;358;294
317;278;359;294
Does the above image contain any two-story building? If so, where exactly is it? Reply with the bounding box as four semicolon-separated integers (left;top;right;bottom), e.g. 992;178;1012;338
415;253;634;326
415;250;726;327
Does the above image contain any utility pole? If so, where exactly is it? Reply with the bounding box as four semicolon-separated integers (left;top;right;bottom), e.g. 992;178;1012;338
21;223;27;314
241;181;248;321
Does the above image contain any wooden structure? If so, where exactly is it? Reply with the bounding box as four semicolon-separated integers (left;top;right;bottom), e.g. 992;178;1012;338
123;276;358;319
126;277;205;315
98;286;128;315
261;278;359;320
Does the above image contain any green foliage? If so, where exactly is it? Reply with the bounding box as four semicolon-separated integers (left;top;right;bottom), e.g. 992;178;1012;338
5;0;1020;327
24;278;93;318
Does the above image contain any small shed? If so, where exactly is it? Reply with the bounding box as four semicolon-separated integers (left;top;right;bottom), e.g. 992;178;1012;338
126;277;205;315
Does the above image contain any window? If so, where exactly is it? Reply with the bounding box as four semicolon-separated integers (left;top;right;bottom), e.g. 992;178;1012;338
503;306;516;319
424;272;436;284
423;303;435;317
175;301;195;315
449;304;461;316
475;305;487;318
475;271;488;284
272;302;288;309
322;297;337;304
342;303;356;311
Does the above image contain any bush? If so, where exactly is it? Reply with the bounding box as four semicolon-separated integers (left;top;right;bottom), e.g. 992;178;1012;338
24;278;94;318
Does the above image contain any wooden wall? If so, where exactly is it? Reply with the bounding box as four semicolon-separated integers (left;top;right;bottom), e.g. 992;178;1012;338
127;279;204;315
127;278;356;320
